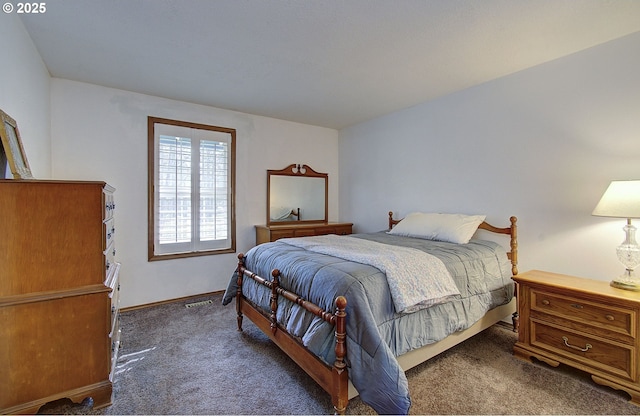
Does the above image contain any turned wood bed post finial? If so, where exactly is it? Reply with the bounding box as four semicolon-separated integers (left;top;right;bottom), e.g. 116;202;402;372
270;269;280;335
510;216;518;276
509;216;519;332
333;296;348;415
236;253;245;332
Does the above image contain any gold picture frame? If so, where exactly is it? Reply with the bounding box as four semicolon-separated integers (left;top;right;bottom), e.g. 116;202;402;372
0;109;33;179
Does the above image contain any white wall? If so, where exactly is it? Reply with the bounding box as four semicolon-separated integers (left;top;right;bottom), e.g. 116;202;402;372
339;32;640;282
0;15;51;177
8;8;640;304
51;79;339;308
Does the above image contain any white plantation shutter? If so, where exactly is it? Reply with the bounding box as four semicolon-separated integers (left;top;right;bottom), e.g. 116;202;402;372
151;119;234;258
198;138;229;243
158;134;192;246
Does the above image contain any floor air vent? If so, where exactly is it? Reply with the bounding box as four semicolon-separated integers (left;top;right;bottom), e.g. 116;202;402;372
185;300;213;308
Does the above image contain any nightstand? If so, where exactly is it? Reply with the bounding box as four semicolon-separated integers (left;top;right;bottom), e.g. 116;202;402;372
513;270;640;406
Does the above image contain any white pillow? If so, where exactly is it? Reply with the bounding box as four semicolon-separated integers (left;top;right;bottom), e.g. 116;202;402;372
388;212;486;244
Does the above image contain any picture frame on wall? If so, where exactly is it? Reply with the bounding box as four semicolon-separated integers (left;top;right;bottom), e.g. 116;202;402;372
0;138;8;178
0;109;33;179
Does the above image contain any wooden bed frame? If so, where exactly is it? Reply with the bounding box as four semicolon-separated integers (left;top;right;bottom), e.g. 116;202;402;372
235;212;518;414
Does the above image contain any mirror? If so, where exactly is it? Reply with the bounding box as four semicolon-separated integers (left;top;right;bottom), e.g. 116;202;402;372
267;164;328;225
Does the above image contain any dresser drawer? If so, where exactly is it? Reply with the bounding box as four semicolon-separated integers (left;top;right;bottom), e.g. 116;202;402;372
256;222;353;244
110;288;120;329
333;225;352;235
104;190;115;221
270;229;295;240
109;315;121;382
106;262;121;382
109;281;120;331
104;241;117;281
531;320;636;382
109;312;121;349
294;228;317;237
313;225;353;236
531;289;635;339
103;217;116;252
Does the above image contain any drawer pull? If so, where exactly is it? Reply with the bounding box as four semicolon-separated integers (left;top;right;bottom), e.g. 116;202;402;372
562;336;592;352
570;303;583;309
605;314;615;321
541;299;550;305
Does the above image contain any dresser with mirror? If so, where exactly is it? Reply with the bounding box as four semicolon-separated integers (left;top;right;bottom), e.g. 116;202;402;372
255;164;352;244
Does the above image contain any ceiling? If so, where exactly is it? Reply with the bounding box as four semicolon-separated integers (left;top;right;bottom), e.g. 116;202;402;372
20;0;640;129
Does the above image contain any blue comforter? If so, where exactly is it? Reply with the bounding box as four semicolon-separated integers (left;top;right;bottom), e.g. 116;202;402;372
222;232;514;414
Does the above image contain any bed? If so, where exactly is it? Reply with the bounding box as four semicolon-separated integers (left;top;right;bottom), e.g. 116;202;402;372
222;212;518;414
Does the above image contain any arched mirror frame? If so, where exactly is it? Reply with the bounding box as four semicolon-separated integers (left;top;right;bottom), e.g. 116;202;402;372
267;164;328;226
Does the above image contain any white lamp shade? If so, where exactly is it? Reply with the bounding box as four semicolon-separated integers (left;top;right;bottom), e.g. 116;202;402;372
592;180;640;218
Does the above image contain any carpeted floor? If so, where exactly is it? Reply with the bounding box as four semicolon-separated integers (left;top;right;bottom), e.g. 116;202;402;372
91;292;638;415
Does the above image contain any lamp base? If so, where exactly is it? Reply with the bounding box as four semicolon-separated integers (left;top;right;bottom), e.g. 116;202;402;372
610;279;640;291
610;270;640;291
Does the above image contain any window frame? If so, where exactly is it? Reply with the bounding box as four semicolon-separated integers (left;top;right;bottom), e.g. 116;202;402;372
148;116;236;261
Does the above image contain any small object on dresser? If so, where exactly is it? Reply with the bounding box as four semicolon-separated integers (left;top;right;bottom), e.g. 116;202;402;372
0;108;33;179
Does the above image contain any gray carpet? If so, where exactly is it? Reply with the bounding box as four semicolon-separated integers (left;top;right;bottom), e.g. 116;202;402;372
95;292;639;415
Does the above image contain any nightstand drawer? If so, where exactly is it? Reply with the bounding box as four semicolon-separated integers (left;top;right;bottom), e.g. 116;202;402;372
531;320;636;382
531;289;635;338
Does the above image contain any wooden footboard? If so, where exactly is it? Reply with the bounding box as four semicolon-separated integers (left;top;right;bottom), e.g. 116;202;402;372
235;254;349;414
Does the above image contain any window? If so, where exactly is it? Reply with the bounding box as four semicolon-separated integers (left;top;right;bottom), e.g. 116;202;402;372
148;117;235;260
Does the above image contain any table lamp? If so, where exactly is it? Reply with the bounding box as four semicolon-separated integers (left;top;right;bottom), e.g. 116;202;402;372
592;180;640;291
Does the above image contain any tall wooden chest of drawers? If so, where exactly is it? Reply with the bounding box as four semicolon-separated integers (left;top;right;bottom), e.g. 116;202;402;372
513;270;640;406
0;180;121;414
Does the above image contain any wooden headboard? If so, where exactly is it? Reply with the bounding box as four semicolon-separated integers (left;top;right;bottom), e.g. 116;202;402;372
387;211;518;276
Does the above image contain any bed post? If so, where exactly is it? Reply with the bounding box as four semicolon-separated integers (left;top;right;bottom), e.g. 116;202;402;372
236;253;245;332
510;216;518;276
270;269;280;334
332;296;348;415
509;216;519;332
